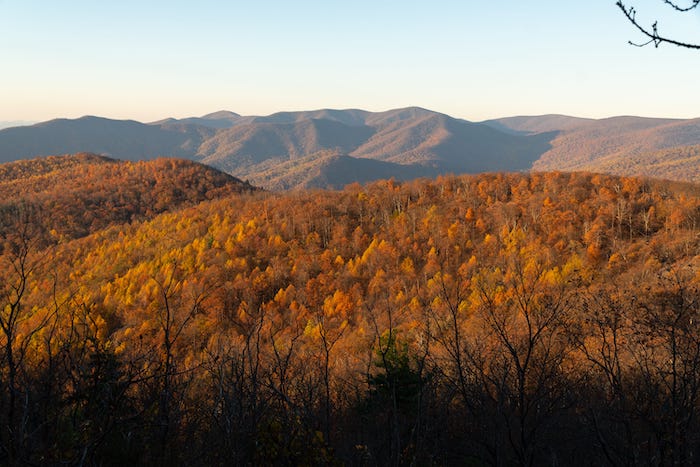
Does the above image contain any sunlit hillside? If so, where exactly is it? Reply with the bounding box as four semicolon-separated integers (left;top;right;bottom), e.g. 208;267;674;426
2;157;700;464
0;154;255;246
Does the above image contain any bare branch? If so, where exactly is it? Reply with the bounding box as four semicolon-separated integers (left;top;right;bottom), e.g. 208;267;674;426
616;1;700;49
662;0;700;13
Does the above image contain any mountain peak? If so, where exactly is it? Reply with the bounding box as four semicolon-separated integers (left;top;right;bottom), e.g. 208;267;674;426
201;110;241;120
152;111;243;129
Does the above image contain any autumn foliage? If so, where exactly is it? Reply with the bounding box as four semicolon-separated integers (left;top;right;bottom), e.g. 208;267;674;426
2;157;700;465
0;153;255;247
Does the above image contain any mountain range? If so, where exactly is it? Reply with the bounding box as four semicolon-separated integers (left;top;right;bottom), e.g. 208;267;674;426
1;107;699;189
2;119;700;464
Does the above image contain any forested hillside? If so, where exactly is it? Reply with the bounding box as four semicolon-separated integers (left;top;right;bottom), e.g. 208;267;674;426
489;115;700;183
2;164;700;465
0;154;255;246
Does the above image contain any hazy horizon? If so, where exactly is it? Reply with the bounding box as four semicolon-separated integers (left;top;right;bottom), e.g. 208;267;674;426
2;106;698;130
2;1;699;123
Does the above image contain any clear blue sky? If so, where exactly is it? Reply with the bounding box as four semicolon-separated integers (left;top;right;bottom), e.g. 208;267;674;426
1;0;699;122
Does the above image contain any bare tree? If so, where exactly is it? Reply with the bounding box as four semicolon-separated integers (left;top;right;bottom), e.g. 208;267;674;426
617;1;700;49
149;260;209;463
0;205;54;463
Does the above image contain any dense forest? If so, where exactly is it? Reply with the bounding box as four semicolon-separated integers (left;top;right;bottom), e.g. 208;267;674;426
0;154;255;247
2;155;700;465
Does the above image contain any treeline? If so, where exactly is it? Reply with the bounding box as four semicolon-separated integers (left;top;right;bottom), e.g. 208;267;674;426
2;170;700;465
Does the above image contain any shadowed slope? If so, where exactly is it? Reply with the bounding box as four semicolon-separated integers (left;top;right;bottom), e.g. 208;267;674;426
4;108;700;189
198;118;375;168
201;107;556;188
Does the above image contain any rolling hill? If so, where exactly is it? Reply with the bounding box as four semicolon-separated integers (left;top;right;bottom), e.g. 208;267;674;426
152;110;244;129
510;116;700;180
0;153;255;245
0;108;554;189
481;114;700;181
2;107;700;188
193;108;557;188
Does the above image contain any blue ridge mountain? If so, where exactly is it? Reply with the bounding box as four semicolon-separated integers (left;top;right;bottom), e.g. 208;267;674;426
1;108;700;189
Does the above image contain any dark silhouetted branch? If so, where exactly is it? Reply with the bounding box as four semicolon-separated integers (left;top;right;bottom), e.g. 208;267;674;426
662;0;700;12
616;1;700;49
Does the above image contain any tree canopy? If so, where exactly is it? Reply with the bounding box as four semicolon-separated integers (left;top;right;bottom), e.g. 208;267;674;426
3;164;700;464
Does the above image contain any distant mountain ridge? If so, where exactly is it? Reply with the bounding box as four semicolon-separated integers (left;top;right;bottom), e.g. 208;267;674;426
152;110;244;129
2;108;700;188
0;116;215;162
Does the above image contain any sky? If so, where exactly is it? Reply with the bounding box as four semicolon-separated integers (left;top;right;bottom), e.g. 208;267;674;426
1;0;700;123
